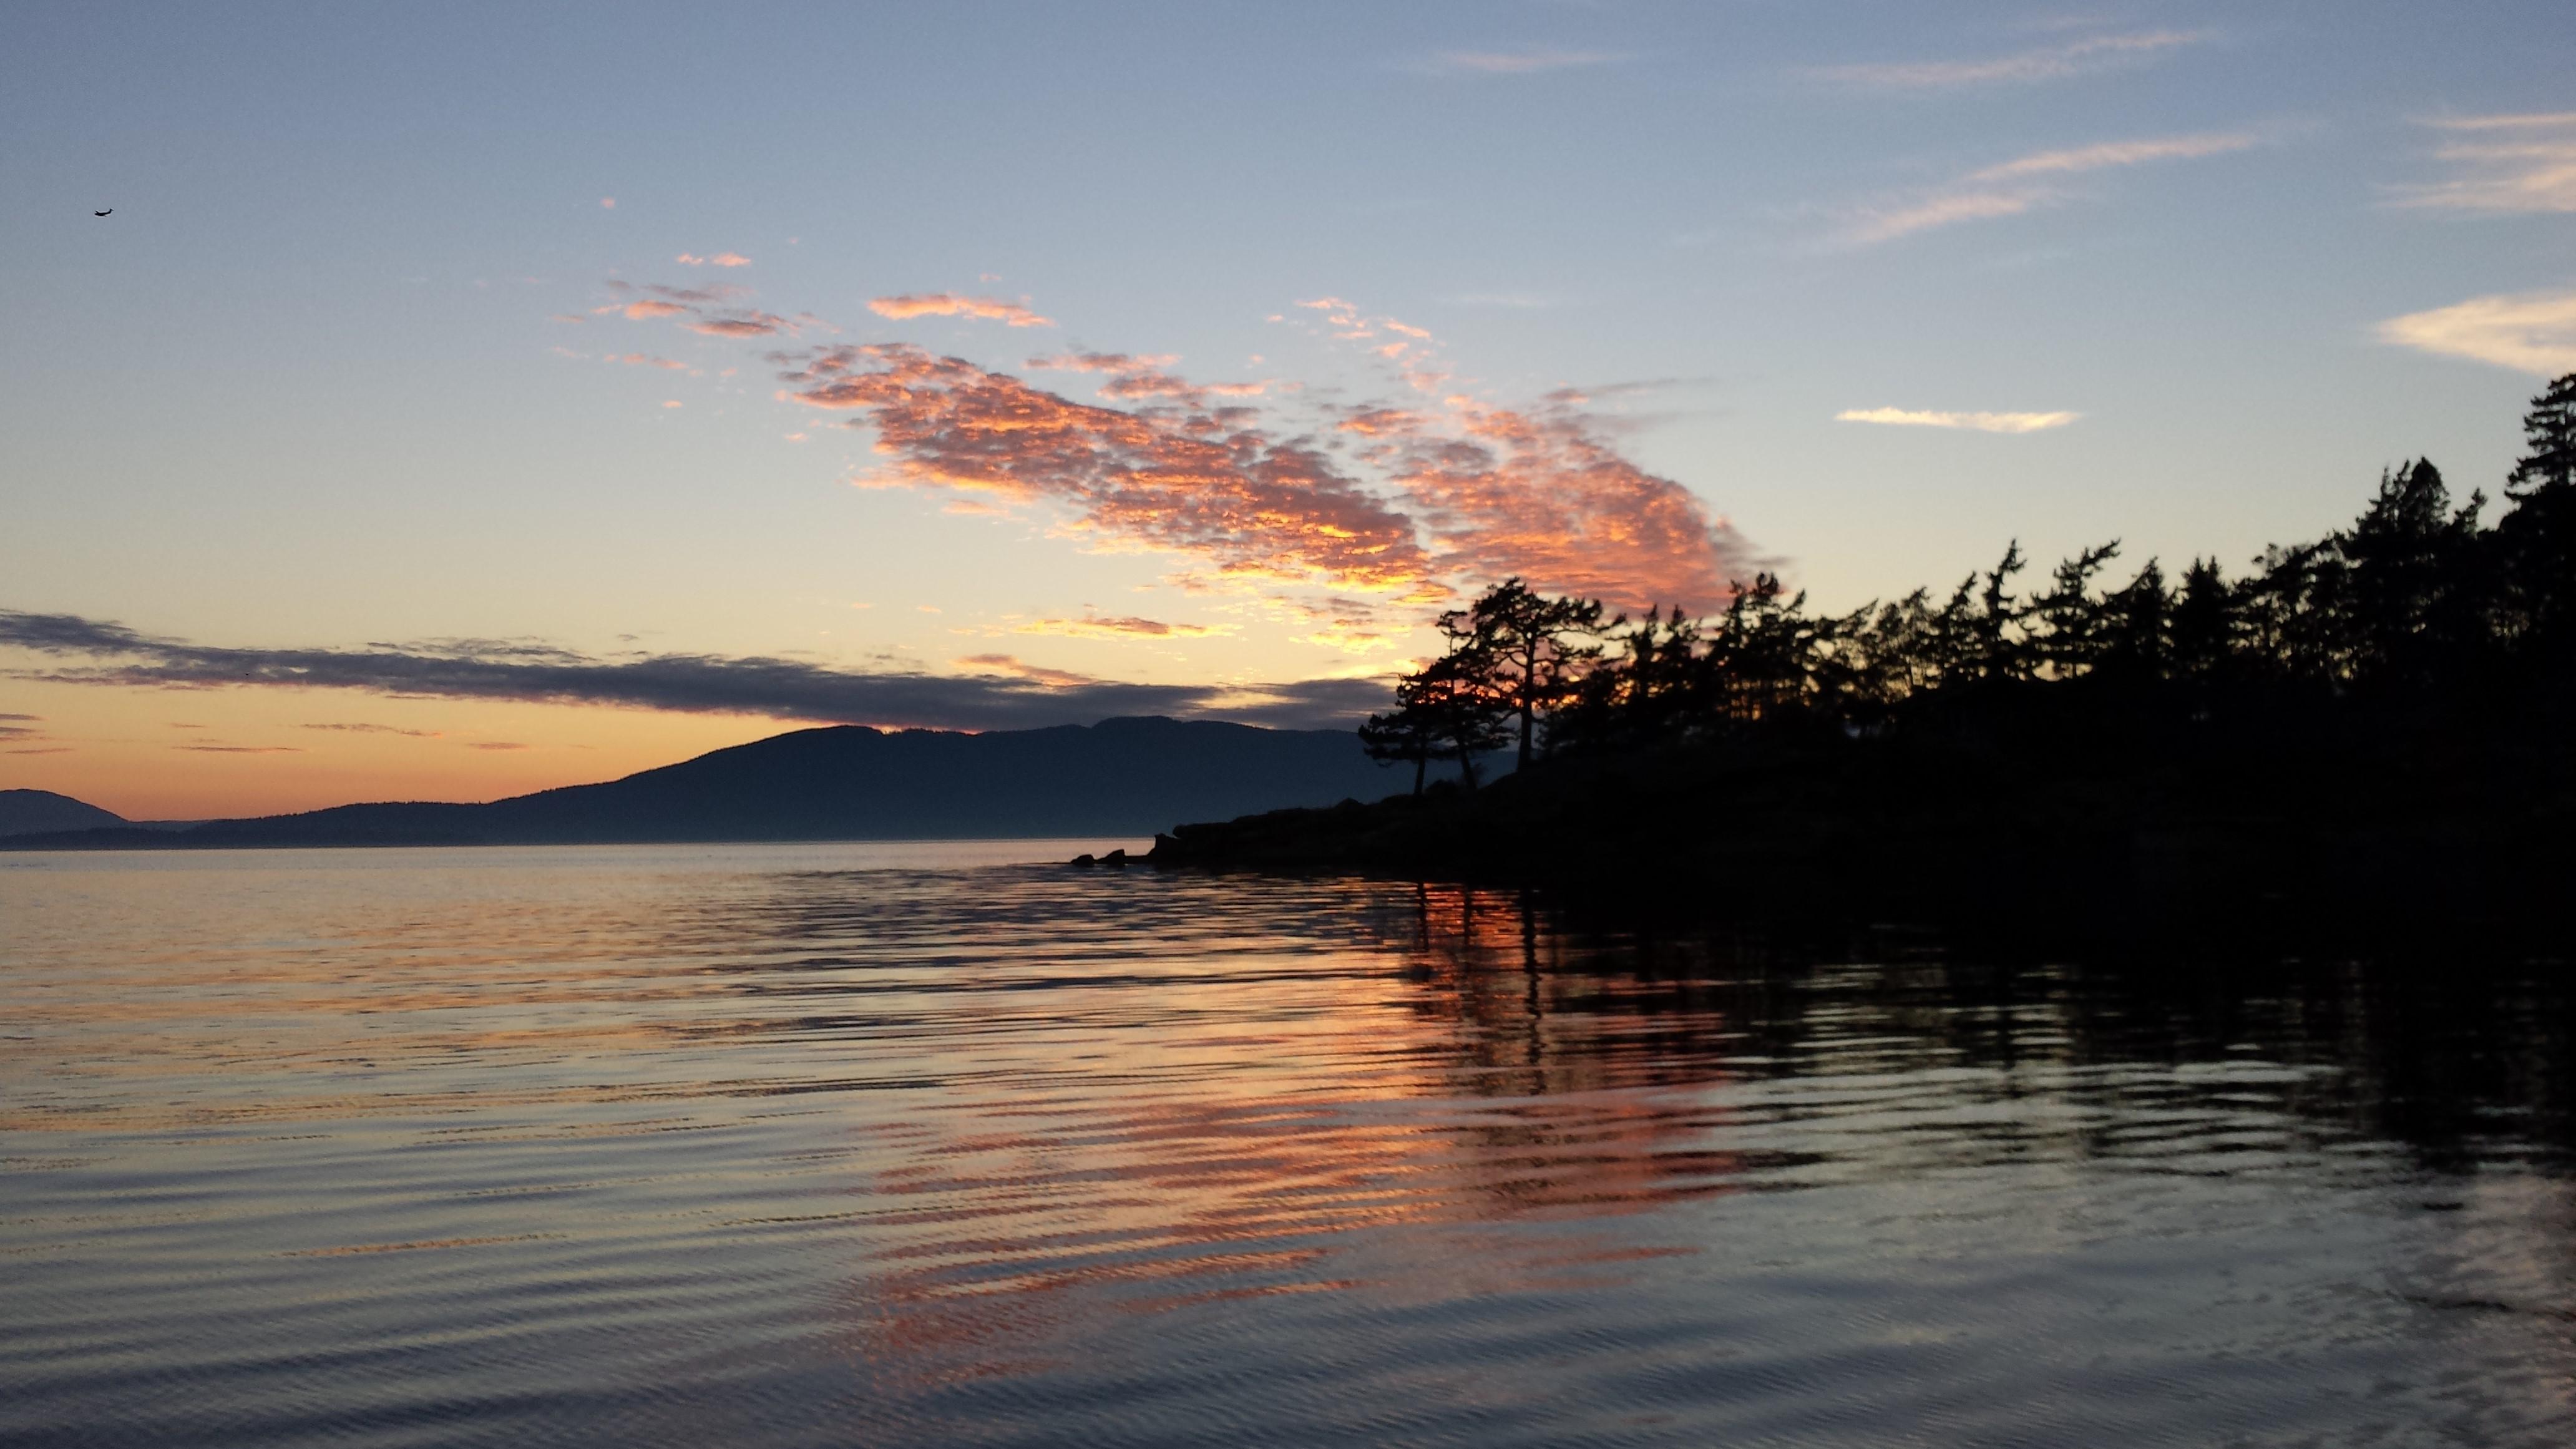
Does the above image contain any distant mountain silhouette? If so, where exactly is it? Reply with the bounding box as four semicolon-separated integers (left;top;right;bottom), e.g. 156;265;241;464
0;789;127;837
2;718;1420;849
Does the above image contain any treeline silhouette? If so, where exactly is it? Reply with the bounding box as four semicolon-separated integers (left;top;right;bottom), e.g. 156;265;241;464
1176;374;2576;942
1364;373;2576;779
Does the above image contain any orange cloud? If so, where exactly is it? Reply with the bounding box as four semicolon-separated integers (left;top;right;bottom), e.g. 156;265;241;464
597;289;1757;627
676;251;754;266
786;343;1433;593
1028;350;1261;404
1380;398;1754;613
952;653;1097;688
610;353;686;369
622;300;686;320
1337;408;1426;437
868;293;1054;328
1014;615;1224;640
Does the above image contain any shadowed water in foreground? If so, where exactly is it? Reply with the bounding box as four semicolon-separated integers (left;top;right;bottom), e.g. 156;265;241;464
4;844;2572;1447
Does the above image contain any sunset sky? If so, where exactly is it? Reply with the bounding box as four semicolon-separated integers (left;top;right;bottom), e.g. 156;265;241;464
5;1;2571;819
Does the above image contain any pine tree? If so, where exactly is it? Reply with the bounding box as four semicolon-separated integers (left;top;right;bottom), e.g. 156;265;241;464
1438;579;1606;771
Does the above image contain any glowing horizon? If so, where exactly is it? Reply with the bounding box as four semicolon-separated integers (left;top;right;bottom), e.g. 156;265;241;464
4;2;2568;816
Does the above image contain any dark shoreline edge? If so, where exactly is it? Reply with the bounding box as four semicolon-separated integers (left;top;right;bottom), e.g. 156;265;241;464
1144;724;2574;954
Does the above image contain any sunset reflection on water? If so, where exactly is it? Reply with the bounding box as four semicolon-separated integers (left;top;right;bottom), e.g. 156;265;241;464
4;844;2572;1447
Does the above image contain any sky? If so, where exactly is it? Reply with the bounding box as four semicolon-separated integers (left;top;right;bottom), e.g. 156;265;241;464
3;1;2570;819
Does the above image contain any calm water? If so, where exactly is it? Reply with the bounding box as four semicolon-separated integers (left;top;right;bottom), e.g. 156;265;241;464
4;844;2572;1447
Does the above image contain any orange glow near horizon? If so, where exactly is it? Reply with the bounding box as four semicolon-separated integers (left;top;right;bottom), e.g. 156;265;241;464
0;678;799;821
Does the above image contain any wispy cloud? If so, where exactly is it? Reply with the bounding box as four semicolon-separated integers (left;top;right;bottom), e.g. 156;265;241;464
1842;192;2037;245
867;293;1055;328
675;251;753;267
2376;288;2576;376
774;333;1754;613
1425;47;1624;76
596;278;1759;619
173;744;303;754
2391;112;2576;215
303;722;439;737
1013;615;1225;640
0;610;1393;731
1437;292;1557;310
1968;131;2257;182
1835;130;2260;246
952;653;1100;689
1026;350;1264;404
686;310;793;338
1838;407;2079;434
1815;29;2204;92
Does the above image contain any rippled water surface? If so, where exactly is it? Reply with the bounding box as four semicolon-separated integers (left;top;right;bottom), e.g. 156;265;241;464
4;844;2574;1447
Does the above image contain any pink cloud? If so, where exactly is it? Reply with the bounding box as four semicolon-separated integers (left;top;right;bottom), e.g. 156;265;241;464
868;293;1054;328
589;287;1760;626
786;344;1432;593
1378;398;1755;613
623;300;687;320
1027;350;1261;405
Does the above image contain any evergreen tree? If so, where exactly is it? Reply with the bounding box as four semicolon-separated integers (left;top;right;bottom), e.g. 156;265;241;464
1357;694;1443;794
1438;579;1606;771
2499;373;2576;648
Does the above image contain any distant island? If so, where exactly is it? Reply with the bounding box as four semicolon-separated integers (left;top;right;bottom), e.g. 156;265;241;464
1152;374;2576;942
0;788;136;837
0;716;1423;849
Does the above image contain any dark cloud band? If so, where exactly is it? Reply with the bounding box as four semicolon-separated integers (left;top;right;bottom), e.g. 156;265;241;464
0;610;1387;733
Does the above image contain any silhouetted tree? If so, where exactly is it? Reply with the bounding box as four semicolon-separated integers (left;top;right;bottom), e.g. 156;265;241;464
2499;373;2576;650
1440;579;1606;771
2169;558;2236;685
1410;644;1513;790
1375;383;2574;781
2026;542;2122;680
2508;372;2576;497
1358;698;1442;795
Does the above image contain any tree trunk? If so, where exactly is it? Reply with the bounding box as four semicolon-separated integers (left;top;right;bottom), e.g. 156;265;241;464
1412;751;1426;795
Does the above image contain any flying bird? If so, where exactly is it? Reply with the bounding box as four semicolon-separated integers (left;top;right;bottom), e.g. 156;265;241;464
94;208;112;217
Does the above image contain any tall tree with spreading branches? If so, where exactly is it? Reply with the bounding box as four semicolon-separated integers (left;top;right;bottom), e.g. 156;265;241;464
1438;578;1606;771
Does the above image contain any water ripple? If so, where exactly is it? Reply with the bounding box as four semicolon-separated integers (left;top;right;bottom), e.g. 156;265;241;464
3;842;2572;1447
